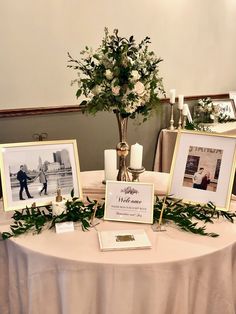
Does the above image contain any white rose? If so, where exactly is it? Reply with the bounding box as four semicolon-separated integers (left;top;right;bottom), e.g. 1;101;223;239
131;70;140;82
112;85;120;96
125;100;142;114
92;85;102;96
105;69;113;80
210;114;215;120
134;81;145;96
125;105;136;114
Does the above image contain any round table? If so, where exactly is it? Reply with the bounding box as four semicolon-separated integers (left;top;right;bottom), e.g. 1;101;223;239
1;171;236;314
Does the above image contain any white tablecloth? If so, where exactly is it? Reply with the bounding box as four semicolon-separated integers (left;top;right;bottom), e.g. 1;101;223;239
1;171;236;314
153;129;178;172
81;170;169;200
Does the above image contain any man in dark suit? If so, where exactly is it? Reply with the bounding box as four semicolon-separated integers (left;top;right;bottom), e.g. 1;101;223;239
16;165;33;200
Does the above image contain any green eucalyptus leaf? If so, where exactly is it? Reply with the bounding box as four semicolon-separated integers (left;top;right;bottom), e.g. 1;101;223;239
2;194;235;239
76;89;82;98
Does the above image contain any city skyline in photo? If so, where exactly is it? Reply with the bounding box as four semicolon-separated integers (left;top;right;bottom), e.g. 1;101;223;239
8;149;71;174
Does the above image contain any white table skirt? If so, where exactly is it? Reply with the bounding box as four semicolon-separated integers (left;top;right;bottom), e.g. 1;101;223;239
1;220;236;314
1;171;236;314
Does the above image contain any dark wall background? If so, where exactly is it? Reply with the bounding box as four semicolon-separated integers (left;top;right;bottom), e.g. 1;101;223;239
0;105;170;172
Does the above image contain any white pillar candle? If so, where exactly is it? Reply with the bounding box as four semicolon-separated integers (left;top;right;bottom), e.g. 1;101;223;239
130;143;143;169
104;149;117;181
178;95;184;110
183;103;189;116
169;89;176;104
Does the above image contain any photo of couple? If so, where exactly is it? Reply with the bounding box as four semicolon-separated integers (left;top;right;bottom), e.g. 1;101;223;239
182;145;223;192
192;168;210;190
0;140;82;212
9;148;73;202
16;165;48;200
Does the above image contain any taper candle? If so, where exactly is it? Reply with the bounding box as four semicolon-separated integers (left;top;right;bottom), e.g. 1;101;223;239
178;95;184;110
183;103;189;116
169;89;176;104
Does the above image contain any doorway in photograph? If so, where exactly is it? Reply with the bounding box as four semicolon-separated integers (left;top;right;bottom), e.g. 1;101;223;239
182;145;223;192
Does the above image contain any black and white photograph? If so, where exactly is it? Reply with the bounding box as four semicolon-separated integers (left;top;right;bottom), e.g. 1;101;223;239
182;146;223;192
0;140;82;211
169;131;236;211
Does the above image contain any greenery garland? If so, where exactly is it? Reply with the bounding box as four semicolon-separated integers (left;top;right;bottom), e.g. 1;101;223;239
1;195;235;240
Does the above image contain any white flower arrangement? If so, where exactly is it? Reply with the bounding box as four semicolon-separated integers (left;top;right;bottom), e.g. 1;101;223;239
68;28;165;119
196;97;220;121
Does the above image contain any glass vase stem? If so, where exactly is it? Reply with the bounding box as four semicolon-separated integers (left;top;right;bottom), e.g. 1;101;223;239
115;112;130;181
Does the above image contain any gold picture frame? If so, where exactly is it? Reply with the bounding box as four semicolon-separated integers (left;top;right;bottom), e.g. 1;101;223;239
0;139;82;211
168;130;236;211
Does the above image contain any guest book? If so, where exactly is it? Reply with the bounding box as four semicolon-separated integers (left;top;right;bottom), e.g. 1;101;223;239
98;229;152;251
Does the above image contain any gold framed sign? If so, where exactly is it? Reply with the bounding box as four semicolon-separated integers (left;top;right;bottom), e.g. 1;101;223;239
0;140;82;211
104;181;154;224
168;130;236;211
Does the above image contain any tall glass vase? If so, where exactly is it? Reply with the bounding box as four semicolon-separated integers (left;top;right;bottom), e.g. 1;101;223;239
115;111;130;181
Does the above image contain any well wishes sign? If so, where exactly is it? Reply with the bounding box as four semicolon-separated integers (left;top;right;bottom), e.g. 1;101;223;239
104;181;154;224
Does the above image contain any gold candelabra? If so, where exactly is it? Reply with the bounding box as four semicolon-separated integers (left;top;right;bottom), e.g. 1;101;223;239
178;108;183;129
168;102;175;130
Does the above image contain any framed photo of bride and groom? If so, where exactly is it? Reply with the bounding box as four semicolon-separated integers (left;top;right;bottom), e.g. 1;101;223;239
0;140;82;211
168;130;236;211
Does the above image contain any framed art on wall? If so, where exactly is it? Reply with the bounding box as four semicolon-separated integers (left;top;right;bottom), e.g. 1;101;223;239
168;130;236;211
0;140;82;211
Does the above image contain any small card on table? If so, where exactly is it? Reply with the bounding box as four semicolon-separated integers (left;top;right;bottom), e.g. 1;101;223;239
104;181;154;224
55;221;75;234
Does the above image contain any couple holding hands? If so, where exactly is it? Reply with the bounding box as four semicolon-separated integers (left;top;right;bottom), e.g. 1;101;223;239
16;165;48;200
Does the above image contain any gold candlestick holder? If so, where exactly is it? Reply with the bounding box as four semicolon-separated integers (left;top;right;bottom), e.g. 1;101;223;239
168;102;175;130
90;203;100;228
182;115;187;129
151;196;167;232
127;166;145;182
117;142;130;181
178;108;183;129
116;112;130;181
